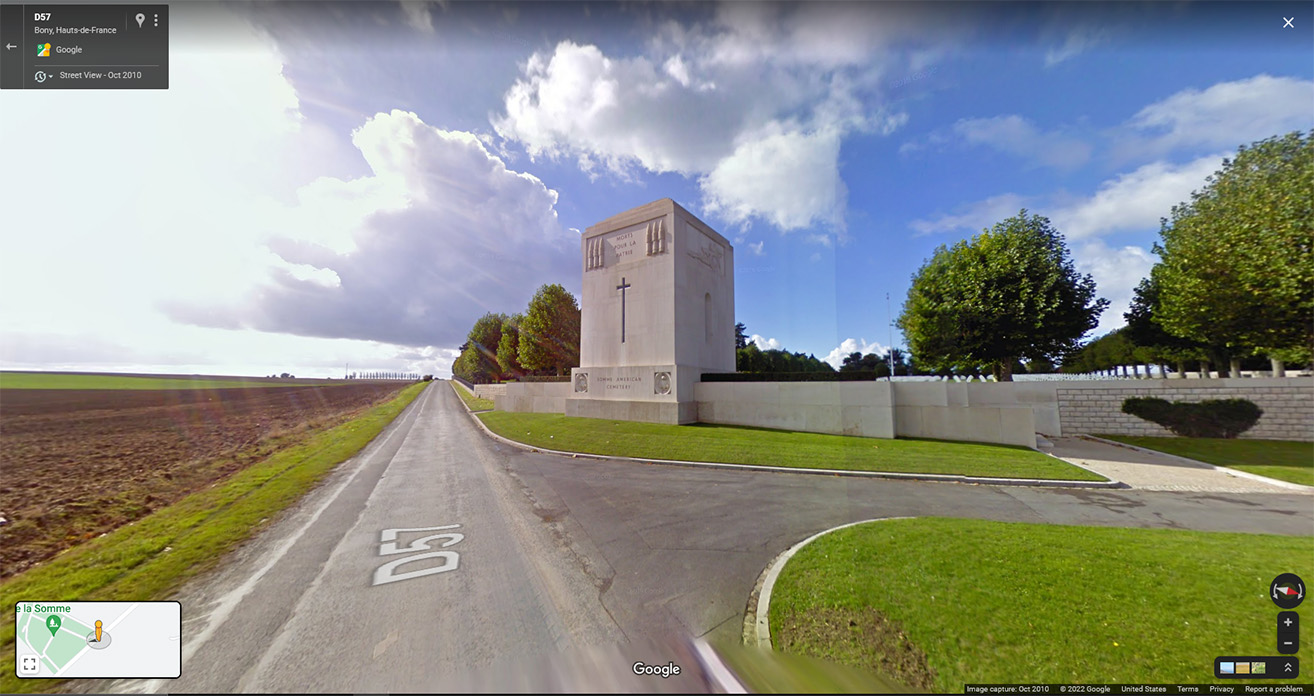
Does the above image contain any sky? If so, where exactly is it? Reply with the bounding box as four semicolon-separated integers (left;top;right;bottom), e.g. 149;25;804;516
1;1;1310;378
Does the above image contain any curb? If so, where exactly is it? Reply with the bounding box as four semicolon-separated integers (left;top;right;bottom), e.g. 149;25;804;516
691;637;748;694
1079;435;1314;494
448;380;493;414
464;411;1127;489
744;517;915;650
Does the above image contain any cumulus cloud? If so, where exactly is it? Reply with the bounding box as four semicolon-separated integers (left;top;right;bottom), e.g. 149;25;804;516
1072;240;1155;336
1049;154;1225;239
166;110;577;348
953;115;1091;169
399;1;435;33
823;338;889;370
747;241;765;256
493;4;932;232
1115;75;1314;160
750;335;781;351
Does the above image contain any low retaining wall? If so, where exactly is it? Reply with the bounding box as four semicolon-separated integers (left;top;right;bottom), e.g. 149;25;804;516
694;382;895;438
473;384;508;400
1055;377;1312;441
495;382;570;414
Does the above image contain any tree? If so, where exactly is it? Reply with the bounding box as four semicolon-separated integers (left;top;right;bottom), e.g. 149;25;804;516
454;312;507;384
519;284;581;376
898;210;1108;381
735;322;749;350
1153;131;1314;376
1124;276;1208;377
496;314;525;379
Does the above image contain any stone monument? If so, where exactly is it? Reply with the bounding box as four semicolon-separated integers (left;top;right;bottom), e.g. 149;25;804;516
568;198;735;424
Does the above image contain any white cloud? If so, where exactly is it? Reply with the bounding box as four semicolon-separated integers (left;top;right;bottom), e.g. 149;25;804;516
1072;241;1155;336
1117;75;1314;159
167;109;577;348
747;241;765;256
701;126;847;231
1044;27;1108;67
823;338;888;370
1050;154;1225;239
909;193;1030;236
750;335;782;351
0;5;573;377
493;4;925;233
953;115;1091;169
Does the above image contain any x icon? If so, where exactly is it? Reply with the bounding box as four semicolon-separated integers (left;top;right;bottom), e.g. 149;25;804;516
1283;17;1294;27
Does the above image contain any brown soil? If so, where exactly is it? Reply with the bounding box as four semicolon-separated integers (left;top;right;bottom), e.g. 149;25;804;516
774;605;937;691
0;383;408;579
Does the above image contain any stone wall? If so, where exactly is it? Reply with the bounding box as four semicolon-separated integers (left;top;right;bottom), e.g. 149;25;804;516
472;384;508;399
1056;378;1313;441
494;383;570;414
694;382;895;438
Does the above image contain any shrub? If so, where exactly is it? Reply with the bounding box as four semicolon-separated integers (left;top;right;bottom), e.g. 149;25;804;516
1121;397;1263;438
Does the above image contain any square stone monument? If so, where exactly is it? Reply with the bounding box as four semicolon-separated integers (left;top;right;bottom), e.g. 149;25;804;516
568;198;735;424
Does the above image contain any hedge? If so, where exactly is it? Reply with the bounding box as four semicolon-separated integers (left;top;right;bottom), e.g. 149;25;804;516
701;371;878;382
1121;397;1263;438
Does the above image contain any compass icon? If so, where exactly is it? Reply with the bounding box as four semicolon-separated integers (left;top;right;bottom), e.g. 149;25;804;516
1271;573;1305;609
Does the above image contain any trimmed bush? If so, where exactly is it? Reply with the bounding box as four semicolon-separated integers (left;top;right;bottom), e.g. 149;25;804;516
519;375;570;383
1121;397;1263;438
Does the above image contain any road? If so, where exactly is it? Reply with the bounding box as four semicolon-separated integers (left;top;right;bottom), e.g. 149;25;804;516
100;382;1313;693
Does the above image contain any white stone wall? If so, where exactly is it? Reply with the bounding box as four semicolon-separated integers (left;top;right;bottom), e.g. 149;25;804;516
472;384;508;399
495;383;571;414
1055;378;1313;441
694;382;896;438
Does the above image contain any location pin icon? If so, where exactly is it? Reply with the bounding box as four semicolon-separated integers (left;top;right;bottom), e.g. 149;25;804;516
136;13;145;28
47;615;62;636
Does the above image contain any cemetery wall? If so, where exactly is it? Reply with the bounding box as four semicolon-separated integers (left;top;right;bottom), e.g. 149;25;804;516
1054;377;1312;441
495;383;570;414
694;382;896;439
473;384;508;399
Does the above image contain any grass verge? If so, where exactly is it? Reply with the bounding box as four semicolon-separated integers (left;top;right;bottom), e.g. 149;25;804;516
451;380;494;411
1096;435;1313;486
768;517;1313;692
477;412;1105;481
0;382;426;694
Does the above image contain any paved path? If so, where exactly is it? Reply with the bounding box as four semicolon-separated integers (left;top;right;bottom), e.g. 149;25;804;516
90;383;1312;692
1048;436;1310;493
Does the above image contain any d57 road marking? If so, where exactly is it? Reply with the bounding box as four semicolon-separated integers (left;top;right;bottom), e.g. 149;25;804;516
372;525;464;586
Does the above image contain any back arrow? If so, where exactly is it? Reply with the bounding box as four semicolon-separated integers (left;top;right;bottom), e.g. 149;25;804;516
4;43;16;50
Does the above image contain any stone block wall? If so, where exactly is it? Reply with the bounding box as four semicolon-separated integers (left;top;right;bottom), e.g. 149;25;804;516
1056;378;1313;441
473;384;508;399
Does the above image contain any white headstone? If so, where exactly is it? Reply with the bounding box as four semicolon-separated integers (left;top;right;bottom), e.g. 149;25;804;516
568;199;735;424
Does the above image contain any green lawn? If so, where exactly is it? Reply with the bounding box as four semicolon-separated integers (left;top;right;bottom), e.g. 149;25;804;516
1098;435;1313;486
769;517;1313;692
451;380;494;411
477;412;1106;481
0;371;344;390
0;382;426;694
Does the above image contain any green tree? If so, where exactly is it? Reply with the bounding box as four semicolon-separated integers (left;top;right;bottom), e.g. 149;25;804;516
735;322;749;350
496;314;525;379
518;284;581;376
455;312;507;383
1153;131;1314;376
898;210;1108;381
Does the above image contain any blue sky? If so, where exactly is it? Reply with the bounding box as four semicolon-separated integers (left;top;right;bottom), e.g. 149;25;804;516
1;1;1310;377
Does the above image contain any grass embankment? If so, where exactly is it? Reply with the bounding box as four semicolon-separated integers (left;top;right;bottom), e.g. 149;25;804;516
0;382;427;694
0;372;346;390
768;517;1313;692
451;380;494;411
477;412;1105;481
1097;435;1313;486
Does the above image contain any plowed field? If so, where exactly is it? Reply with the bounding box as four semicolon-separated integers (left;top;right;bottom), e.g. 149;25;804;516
0;383;409;579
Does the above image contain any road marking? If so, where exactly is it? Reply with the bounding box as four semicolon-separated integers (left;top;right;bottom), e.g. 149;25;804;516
122;385;429;694
372;525;464;585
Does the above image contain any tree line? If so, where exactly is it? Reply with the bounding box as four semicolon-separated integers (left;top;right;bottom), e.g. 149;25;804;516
453;284;581;384
895;130;1311;381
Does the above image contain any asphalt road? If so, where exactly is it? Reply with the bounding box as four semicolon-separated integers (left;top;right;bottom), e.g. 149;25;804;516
100;382;1313;693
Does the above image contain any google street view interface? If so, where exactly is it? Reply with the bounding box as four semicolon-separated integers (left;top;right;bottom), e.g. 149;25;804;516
1;0;1312;694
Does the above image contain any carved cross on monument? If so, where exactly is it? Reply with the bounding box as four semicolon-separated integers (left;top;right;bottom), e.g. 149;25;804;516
616;277;632;343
